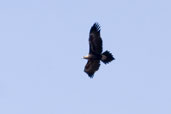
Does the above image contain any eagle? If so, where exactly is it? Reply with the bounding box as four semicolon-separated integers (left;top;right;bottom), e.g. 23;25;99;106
83;23;115;78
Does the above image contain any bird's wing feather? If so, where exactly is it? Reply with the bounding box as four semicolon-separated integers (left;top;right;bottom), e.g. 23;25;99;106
89;23;103;55
84;60;100;78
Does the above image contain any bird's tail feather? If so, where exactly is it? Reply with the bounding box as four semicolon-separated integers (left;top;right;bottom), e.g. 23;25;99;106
101;51;115;64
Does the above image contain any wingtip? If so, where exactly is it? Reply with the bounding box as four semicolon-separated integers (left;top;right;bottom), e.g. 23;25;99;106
90;22;101;33
93;22;100;29
88;74;94;78
85;71;94;78
93;22;100;26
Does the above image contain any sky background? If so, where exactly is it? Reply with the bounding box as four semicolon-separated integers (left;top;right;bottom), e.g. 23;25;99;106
0;0;171;114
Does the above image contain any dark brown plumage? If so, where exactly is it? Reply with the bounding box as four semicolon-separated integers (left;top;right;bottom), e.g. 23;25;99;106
83;23;115;78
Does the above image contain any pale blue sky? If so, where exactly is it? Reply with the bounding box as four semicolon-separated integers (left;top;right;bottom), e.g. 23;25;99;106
0;0;171;114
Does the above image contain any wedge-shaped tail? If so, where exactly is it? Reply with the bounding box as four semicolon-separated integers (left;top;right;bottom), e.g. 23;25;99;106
101;51;115;64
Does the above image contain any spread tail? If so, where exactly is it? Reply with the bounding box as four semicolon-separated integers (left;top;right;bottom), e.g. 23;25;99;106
101;51;115;64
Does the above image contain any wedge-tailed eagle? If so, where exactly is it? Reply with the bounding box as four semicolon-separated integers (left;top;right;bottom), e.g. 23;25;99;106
83;23;115;78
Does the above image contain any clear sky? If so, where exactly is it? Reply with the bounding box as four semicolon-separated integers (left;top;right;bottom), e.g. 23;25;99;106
0;0;171;114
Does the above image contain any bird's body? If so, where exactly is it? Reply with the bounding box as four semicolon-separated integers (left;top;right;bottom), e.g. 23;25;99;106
83;23;115;78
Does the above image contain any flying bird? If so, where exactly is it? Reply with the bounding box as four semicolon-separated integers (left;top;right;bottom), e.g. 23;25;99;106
83;23;115;78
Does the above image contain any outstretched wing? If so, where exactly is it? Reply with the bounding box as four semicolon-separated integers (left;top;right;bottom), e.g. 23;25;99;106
84;60;100;78
89;23;103;55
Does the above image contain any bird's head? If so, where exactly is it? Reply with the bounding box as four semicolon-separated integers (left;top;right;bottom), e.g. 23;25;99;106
83;55;89;59
83;54;94;59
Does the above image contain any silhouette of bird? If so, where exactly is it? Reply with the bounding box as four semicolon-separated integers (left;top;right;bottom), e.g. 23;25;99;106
83;23;115;78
